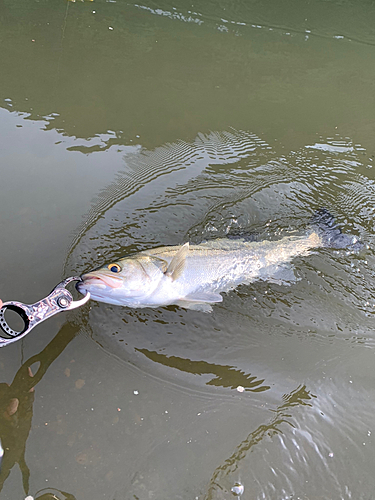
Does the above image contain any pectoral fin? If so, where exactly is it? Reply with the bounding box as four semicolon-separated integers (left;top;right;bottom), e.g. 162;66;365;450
152;257;169;273
165;242;189;281
183;291;223;303
175;291;223;312
176;301;214;313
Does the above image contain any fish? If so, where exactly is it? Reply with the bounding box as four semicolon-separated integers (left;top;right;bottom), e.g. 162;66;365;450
77;209;361;312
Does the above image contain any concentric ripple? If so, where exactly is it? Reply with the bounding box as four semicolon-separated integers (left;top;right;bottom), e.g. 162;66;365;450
65;129;375;396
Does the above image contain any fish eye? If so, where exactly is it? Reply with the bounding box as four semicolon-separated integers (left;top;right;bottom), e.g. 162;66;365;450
108;263;121;273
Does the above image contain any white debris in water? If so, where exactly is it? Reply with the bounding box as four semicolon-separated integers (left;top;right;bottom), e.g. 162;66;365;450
328;452;334;458
231;482;244;496
236;386;245;393
133;390;139;395
25;496;34;500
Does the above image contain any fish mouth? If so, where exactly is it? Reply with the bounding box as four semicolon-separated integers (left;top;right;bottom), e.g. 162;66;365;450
81;273;123;289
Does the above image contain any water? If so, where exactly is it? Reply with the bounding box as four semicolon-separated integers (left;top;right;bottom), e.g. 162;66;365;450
1;0;375;498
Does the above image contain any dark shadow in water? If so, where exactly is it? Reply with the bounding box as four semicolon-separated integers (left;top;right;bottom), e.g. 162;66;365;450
0;322;79;498
204;384;316;499
32;488;76;500
136;348;270;392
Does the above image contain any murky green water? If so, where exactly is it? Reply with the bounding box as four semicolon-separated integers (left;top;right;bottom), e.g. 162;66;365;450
1;0;375;498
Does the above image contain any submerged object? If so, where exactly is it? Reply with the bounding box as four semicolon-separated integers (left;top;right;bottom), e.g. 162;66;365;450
77;210;360;312
231;482;244;496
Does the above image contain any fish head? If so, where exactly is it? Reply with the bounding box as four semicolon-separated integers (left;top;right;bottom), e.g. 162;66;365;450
77;256;159;306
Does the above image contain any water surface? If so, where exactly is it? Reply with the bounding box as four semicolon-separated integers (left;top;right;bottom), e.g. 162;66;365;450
0;1;375;499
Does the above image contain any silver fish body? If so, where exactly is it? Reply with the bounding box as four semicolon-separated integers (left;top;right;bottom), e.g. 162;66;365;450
77;231;324;311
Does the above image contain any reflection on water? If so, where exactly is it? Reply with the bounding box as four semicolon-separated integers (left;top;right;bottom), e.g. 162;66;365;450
0;370;34;494
2;0;375;148
1;119;375;497
1;0;375;497
63;128;375;498
136;349;270;392
204;384;315;499
0;323;79;498
203;376;375;499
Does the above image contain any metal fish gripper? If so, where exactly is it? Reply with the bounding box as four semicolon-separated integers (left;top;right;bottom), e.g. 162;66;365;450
0;277;90;347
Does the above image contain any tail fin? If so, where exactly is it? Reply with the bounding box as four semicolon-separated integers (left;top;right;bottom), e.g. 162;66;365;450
312;209;362;250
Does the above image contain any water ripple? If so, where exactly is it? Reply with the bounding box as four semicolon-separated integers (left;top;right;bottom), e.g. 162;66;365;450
66;128;375;403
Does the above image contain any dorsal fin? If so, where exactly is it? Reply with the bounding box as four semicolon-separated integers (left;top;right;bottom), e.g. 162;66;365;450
165;242;189;281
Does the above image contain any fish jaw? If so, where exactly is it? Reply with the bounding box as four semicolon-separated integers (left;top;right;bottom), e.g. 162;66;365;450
76;279;134;306
77;272;128;305
81;272;123;289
